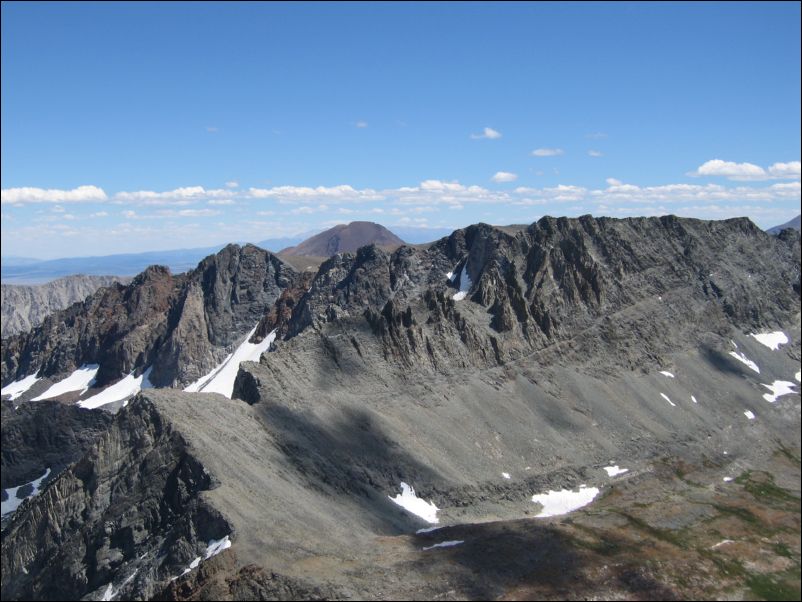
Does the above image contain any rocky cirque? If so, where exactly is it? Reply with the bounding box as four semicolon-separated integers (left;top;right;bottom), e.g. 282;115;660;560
1;215;800;600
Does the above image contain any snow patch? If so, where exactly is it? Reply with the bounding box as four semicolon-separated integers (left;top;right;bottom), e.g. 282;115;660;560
723;477;733;482
796;371;801;383
531;485;600;518
691;395;698;404
728;351;760;373
389;482;439;524
659;371;675;378
749;331;788;350
416;526;441;534
761;380;797;403
184;326;276;398
170;538;229;583
32;364;98;401
205;535;232;559
422;540;464;551
711;539;735;549
744;410;755;420
1;467;51;518
1;373;40;401
603;465;629;477
660;393;676;407
101;583;114;601
451;264;472;301
502;472;511;480
78;367;153;410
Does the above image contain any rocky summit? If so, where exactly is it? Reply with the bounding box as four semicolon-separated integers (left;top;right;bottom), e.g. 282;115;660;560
1;216;800;601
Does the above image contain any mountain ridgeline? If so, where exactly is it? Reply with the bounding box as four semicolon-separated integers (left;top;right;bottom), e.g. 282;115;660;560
1;215;800;601
1;244;294;390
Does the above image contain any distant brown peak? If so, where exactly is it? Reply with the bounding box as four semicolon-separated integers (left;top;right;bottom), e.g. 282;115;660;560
280;221;405;257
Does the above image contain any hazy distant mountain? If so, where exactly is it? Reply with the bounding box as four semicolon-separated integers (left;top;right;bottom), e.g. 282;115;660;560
766;214;801;235
0;256;42;267
389;225;456;244
279;221;404;256
1;275;130;338
0;246;225;284
253;234;310;252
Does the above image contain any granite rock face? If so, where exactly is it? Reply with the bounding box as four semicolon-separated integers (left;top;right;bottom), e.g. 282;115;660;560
1;244;297;389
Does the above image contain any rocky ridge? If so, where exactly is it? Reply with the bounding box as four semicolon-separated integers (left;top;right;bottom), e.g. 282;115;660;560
1;274;130;338
1;244;296;391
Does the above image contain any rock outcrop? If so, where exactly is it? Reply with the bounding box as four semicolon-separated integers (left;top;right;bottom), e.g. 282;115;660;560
1;394;232;601
1;244;296;390
1;398;114;490
1;275;130;338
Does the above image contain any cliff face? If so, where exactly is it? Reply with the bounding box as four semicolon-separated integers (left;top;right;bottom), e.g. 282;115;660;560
1;275;131;338
0;396;231;601
1;244;296;390
1;398;114;490
269;216;800;378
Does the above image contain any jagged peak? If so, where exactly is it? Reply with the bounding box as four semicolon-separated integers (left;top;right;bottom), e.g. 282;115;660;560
130;264;172;286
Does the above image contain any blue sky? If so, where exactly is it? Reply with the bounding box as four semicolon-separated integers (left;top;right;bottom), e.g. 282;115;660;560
2;1;800;259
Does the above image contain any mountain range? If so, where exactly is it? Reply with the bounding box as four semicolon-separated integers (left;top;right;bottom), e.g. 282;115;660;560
1;215;800;601
767;214;801;235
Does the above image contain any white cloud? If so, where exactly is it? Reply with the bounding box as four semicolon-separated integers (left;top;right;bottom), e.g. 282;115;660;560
491;171;518;183
470;127;502;140
689;159;800;181
420;180;467;192
114;186;235;205
767;161;801;178
90;211;109;218
531;148;564;157
247;184;382;203
586;132;607;139
159;209;221;218
291;204;329;215
355;120;368;128
208;199;236;205
122;210;137;219
588;150;603;157
225;180;239;188
206;126;219;133
591;178;801;204
1;185;107;205
689;159;766;180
